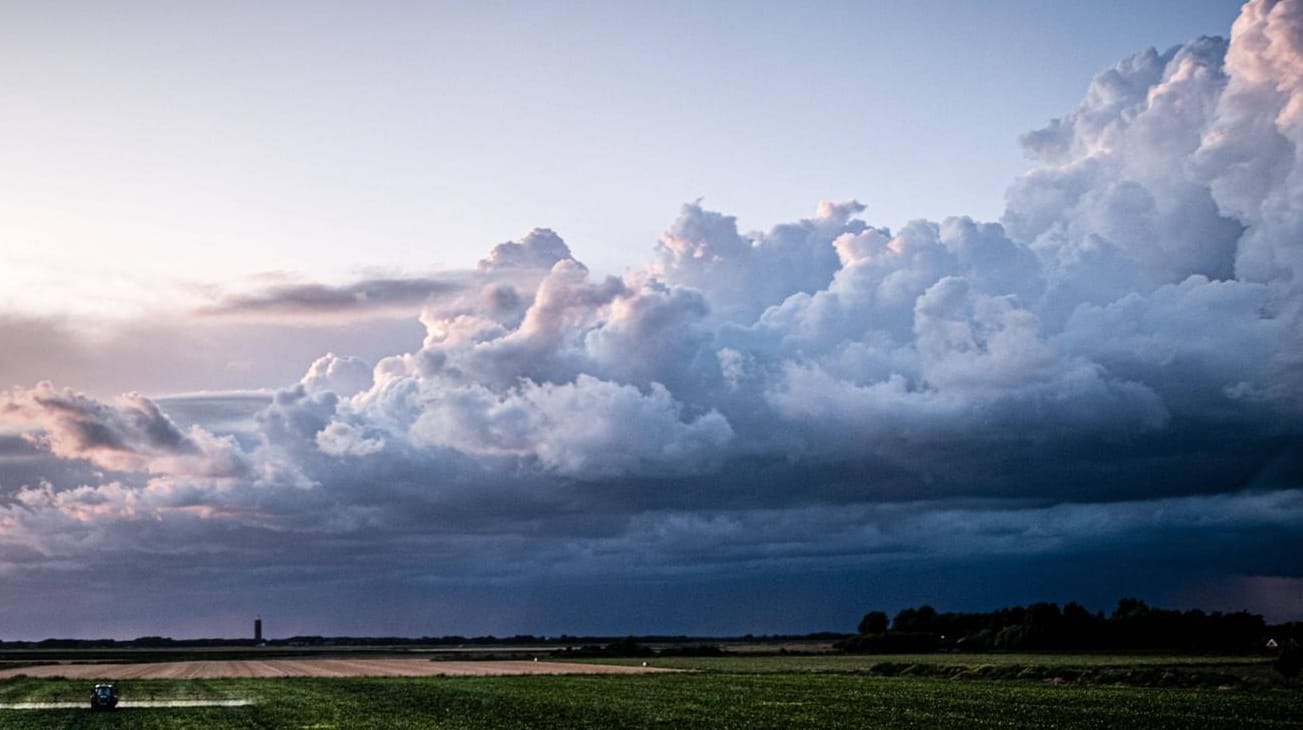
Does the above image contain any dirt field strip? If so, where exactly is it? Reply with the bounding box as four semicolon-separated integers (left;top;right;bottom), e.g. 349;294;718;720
0;658;674;680
0;699;254;710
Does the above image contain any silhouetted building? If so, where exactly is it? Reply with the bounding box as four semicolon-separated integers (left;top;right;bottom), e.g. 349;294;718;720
255;617;263;643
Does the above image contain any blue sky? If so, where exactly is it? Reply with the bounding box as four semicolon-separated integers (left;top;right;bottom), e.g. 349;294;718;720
1;1;1244;309
2;0;1301;639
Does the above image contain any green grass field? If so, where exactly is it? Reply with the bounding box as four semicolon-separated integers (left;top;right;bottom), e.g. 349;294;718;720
1;669;1301;729
584;652;1275;670
578;652;1287;688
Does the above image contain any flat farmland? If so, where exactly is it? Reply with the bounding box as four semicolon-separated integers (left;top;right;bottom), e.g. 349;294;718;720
581;652;1282;681
1;672;1301;729
0;658;668;680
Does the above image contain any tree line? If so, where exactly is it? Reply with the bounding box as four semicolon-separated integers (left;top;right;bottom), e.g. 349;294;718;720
840;598;1281;653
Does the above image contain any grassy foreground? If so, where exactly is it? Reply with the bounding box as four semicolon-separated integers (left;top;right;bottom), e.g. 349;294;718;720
2;672;1302;729
581;652;1288;688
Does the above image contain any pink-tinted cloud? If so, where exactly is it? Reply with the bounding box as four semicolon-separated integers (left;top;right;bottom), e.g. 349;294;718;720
1;383;248;478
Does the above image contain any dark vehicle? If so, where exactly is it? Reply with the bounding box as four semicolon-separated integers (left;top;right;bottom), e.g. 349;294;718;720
90;683;118;710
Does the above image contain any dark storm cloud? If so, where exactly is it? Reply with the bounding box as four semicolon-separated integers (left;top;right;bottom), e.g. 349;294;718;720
2;0;1303;637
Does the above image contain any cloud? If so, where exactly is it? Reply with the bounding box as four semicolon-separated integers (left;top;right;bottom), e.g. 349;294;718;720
1006;37;1245;325
300;353;373;397
196;235;559;326
651;200;866;323
315;421;385;457
2;0;1303;635
404;375;733;478
477;228;574;271
1196;0;1303;287
0;383;249;478
197;275;466;321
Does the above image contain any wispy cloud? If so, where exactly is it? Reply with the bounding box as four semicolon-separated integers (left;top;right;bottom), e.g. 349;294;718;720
197;276;466;320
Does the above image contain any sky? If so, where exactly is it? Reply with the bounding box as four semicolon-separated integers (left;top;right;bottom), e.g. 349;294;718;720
1;0;1301;640
1;0;1244;316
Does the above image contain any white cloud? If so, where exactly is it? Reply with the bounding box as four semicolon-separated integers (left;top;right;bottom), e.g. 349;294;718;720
300;353;374;397
477;228;573;271
397;375;733;479
651;200;866;324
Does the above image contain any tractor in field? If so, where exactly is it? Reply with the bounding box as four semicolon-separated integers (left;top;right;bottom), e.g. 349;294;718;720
90;683;119;710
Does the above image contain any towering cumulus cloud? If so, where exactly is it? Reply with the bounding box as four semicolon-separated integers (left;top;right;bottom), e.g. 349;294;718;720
1;0;1302;635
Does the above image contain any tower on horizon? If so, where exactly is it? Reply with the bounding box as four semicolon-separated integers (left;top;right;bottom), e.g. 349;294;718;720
255;616;263;643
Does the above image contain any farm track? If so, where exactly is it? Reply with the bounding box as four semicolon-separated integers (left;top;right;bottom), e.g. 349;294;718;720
0;658;674;679
0;699;254;709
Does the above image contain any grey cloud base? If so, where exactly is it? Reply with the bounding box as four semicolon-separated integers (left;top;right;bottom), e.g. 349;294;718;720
1;0;1302;637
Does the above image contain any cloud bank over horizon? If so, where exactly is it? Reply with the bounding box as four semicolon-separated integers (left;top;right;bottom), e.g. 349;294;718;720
2;0;1302;638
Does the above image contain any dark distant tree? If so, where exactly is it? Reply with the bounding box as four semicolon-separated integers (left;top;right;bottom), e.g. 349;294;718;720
1058;602;1102;649
1112;598;1150;621
1025;602;1061;626
893;605;938;633
993;624;1025;649
1020;602;1062;649
1277;639;1302;679
606;637;652;657
858;611;889;635
1062;602;1091;621
836;598;1265;654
